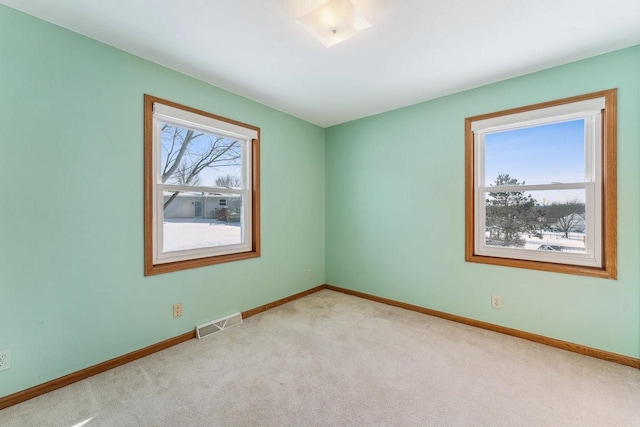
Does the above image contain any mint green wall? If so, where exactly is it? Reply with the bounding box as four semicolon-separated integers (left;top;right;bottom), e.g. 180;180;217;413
326;46;640;358
0;6;325;398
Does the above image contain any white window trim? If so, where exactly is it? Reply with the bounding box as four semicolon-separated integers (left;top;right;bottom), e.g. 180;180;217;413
472;98;605;268
151;102;254;265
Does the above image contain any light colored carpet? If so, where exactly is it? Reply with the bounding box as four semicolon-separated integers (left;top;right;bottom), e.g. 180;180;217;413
1;289;639;426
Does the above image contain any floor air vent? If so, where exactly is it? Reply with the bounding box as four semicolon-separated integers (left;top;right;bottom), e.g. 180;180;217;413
196;312;243;339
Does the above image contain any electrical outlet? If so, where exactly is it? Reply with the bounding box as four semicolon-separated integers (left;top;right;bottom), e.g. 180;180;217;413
0;349;11;372
173;303;183;318
491;295;502;310
307;269;313;279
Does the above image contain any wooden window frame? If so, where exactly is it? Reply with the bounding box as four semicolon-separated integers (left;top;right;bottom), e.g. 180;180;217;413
144;95;260;276
465;89;617;279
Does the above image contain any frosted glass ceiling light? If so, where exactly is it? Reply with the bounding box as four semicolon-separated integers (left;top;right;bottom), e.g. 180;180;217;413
297;0;372;47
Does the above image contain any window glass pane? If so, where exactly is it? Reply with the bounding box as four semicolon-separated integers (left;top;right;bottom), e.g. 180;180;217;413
160;123;243;188
484;119;585;186
484;189;586;253
162;190;243;252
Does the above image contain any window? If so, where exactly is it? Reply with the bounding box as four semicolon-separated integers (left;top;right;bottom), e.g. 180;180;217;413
465;90;617;279
144;95;260;275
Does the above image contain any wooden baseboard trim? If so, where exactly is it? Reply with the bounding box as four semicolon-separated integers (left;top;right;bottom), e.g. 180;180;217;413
0;330;196;411
242;285;326;319
324;284;640;370
0;285;327;410
3;283;635;410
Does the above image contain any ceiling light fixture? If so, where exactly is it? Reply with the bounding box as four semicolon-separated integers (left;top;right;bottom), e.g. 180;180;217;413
296;0;372;48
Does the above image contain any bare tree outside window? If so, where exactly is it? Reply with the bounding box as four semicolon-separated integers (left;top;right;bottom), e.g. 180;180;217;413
545;200;586;238
215;174;242;188
465;89;617;278
144;94;261;276
161;124;241;209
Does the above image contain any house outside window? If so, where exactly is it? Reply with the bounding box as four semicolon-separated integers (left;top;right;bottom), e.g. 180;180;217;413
144;95;260;275
465;90;617;279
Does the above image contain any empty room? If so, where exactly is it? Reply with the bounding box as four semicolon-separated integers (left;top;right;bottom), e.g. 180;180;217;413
0;1;639;425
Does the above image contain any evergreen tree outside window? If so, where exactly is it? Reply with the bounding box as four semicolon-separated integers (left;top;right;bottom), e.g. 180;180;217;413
465;90;617;279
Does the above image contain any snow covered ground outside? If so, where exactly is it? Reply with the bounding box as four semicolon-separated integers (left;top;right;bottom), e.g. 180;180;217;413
162;218;586;255
488;231;586;253
163;218;241;252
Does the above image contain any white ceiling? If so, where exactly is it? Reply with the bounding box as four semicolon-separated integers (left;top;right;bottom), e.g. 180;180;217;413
3;0;640;127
